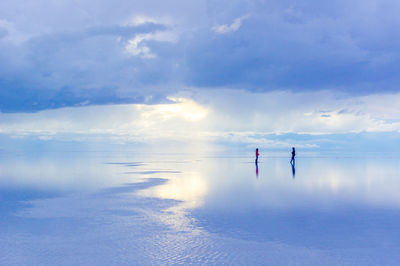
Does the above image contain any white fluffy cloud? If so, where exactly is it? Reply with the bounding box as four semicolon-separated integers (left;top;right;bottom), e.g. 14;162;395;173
212;16;248;34
194;89;400;134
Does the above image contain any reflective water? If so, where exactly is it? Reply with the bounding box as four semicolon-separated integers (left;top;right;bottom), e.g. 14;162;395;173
1;150;400;265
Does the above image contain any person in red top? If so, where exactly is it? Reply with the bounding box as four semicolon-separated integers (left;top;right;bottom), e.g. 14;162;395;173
255;148;259;164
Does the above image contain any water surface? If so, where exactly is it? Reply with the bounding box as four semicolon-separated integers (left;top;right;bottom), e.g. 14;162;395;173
1;150;400;265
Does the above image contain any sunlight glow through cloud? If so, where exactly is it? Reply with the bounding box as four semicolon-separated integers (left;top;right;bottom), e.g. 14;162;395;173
153;97;208;121
1;89;400;150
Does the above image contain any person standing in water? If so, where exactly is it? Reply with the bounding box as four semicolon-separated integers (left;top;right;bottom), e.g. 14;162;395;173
290;147;296;164
255;148;259;164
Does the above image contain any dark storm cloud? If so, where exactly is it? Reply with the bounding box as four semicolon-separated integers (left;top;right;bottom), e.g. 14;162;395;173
1;0;400;112
185;1;400;92
0;22;170;112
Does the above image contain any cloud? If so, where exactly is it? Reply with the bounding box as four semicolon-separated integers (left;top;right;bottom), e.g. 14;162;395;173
212;16;247;34
2;89;400;151
85;23;167;38
191;89;400;135
0;27;7;39
0;19;28;43
0;21;172;113
0;97;208;139
1;0;400;114
125;30;178;58
185;3;400;91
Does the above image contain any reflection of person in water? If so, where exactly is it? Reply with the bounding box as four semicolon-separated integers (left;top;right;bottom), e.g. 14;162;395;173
256;162;259;178
290;147;296;164
291;161;295;179
255;148;259;164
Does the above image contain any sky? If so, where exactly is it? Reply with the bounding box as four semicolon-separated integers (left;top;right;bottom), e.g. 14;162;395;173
1;0;400;151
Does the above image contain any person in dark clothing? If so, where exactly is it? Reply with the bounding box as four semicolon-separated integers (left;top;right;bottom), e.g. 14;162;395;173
290;147;296;164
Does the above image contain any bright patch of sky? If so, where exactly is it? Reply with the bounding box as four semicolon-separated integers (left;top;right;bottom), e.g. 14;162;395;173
2;89;400;150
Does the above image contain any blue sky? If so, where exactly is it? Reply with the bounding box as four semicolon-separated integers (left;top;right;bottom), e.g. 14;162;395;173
1;0;400;151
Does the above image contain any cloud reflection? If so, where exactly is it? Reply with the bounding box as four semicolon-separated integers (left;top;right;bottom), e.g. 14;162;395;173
141;173;208;209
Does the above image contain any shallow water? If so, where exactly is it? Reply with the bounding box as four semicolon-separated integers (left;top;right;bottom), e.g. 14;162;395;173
1;150;400;265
